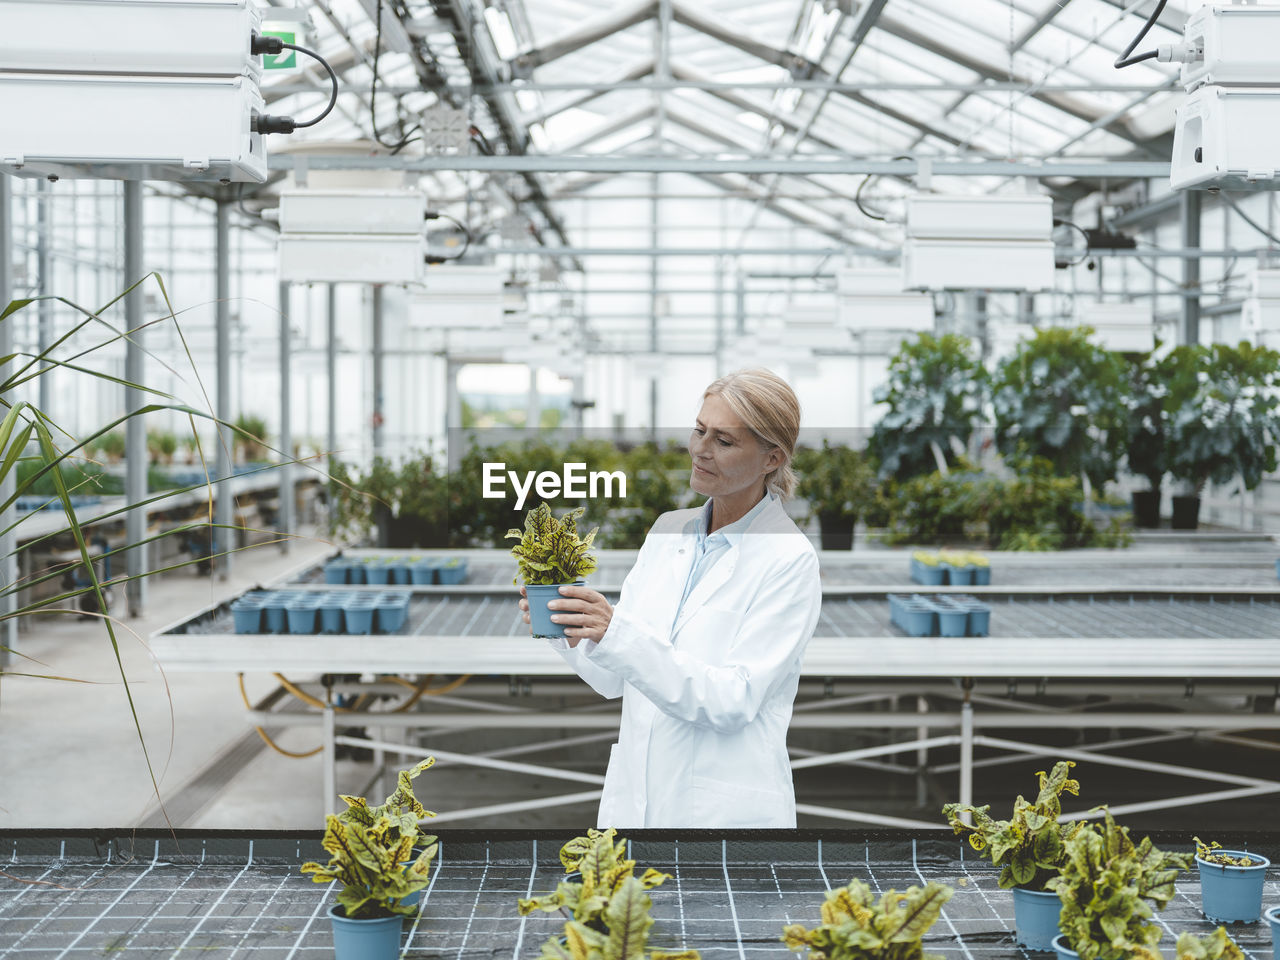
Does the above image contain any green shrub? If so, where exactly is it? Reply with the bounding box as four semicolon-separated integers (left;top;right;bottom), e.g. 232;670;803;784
793;440;876;525
16;458;123;497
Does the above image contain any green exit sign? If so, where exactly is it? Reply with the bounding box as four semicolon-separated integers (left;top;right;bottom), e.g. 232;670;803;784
262;30;296;69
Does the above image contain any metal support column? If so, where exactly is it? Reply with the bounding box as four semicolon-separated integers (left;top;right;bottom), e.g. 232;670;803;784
648;173;660;440
1181;191;1201;346
123;181;147;616
0;175;17;668
526;365;539;431
278;281;293;552
326;284;337;536
36;181;52;415
371;285;384;458
215;200;232;578
959;680;974;822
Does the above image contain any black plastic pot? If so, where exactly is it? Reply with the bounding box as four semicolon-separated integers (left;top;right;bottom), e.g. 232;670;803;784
1171;495;1201;530
818;512;854;550
1130;489;1161;528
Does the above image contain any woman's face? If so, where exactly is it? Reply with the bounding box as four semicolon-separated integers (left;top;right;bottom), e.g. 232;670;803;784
688;393;782;500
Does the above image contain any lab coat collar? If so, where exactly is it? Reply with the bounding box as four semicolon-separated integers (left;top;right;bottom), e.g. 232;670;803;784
691;489;776;546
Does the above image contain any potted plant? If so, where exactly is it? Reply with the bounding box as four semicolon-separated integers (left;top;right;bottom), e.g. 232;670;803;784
146;429;177;465
1167;929;1244;960
781;877;954;959
869;332;988;481
301;759;438;960
232;413;269;463
992;326;1131;492
1193;837;1270;924
507;501;598;639
793;440;876;549
1046;807;1192;960
518;828;697;959
1123;349;1169;528
98;429;126;464
1163;342;1280;529
942;761;1084;950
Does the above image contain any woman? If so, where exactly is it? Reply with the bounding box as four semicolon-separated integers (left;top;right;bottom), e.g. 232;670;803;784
518;368;822;828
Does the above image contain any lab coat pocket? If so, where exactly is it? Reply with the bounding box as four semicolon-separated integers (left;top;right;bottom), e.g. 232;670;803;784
691;774;790;828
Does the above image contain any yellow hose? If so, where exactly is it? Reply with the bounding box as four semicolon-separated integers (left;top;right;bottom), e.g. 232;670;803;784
238;673;323;758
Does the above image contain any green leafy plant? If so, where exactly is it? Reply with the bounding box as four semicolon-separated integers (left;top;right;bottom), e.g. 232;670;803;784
1046;807;1192;960
146;428;177;463
506;501;598;586
781;877;954;960
518;828;698;960
232;413;269;462
793;440;876;525
1163;342;1280;494
1192;838;1262;867
300;759;438;919
992;326;1131;489
1170;929;1244;960
97;429;126;462
1123;349;1169;493
942;761;1084;891
870;333;988;481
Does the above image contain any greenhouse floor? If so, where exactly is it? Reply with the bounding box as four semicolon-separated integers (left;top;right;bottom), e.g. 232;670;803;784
1;529;1279;834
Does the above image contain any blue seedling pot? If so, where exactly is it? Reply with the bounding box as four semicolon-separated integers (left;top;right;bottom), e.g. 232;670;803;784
965;602;991;637
1012;887;1061;951
899;602;935;638
942;563;974;586
1051;934;1079;960
436;560;468;585
342;595;376;635
262;593;289;634
972;565;992;586
1264;906;1279;960
915;564;944;586
319;594;346;634
409;561;438;585
375;595;410;634
365;563;391;585
347;561;367;585
386;562;412;585
230;598;263;634
935;606;968;637
285;595;322;635
1196;851;1270;923
327;904;402;960
525;581;583;639
324;561;350;585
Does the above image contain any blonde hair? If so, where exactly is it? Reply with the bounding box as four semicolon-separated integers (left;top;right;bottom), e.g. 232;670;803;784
703;368;801;500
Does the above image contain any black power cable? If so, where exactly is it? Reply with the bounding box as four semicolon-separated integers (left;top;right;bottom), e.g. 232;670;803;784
1114;0;1169;69
1053;218;1091;267
425;210;472;264
250;34;339;134
370;0;422;152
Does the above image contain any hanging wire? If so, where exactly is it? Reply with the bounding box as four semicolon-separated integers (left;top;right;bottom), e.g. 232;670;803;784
370;0;422;151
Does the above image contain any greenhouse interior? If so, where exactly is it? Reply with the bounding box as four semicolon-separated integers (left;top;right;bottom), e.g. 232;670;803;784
2;1;1280;958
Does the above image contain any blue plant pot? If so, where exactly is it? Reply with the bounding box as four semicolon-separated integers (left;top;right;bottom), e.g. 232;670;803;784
942;563;974;586
1012;887;1061;951
525;581;582;639
972;566;992;586
327;904;402;960
1051;934;1079;960
1197;851;1270;923
1264;905;1280;960
409;561;438;585
387;562;411;585
348;563;367;585
343;600;375;635
286;602;318;635
966;605;991;637
263;595;288;634
915;565;945;586
324;562;349;585
936;608;968;637
365;565;391;585
437;561;468;585
375;598;409;634
230;601;262;634
319;596;346;634
900;606;934;638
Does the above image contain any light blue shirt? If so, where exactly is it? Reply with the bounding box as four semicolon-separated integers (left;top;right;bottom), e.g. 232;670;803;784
677;491;775;615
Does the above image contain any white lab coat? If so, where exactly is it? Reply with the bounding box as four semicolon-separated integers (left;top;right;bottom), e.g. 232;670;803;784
549;495;822;828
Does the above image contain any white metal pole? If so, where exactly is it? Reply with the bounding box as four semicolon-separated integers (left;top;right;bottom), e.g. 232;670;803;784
215;200;232;578
123;181;147;616
278;281;293;552
0;175;16;669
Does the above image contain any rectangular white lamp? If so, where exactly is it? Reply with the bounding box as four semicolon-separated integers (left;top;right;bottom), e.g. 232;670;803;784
1073;301;1155;352
278;235;425;284
1171;85;1280;190
279;190;428;234
408;266;506;329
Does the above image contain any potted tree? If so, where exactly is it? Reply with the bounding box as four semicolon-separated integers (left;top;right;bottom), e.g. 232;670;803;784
1193;837;1270;924
781;877;954;959
1046;807;1192;960
992;327;1131;493
869;332;988;481
1123;349;1169;528
301;759;438;960
507;502;598;639
942;761;1084;950
232;413;269;463
1163;342;1280;530
793;440;876;550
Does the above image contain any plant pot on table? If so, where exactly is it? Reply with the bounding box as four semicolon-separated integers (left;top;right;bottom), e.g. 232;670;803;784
1171;494;1201;530
817;512;854;550
1051;934;1079;960
526;580;585;639
1012;886;1061;951
327;904;402;960
1196;850;1270;923
1265;905;1280;960
1130;488;1161;528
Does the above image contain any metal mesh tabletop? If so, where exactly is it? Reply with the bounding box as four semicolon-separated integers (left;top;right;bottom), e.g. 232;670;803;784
2;832;1276;960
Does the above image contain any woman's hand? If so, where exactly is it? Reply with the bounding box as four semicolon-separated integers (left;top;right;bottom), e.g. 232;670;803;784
549;585;613;646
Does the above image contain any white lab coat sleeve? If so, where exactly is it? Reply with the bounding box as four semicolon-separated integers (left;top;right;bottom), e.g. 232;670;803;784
544;539;659;700
586;549;821;734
